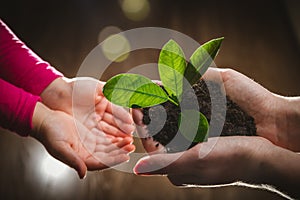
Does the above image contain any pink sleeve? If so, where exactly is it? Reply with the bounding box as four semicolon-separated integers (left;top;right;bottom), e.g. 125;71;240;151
0;78;40;136
0;19;63;95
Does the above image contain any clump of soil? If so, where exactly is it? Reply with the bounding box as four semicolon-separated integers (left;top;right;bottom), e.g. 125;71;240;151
142;79;256;153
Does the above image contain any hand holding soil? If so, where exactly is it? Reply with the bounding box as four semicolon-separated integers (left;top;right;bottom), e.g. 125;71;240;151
134;68;300;199
203;68;300;152
133;76;256;153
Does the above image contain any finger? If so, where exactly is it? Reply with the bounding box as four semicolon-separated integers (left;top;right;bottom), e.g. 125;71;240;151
122;143;136;153
136;126;166;154
91;128;106;137
141;136;166;154
108;144;135;155
95;137;133;153
95;136;116;146
168;174;196;186
83;113;102;130
91;128;117;141
115;137;134;148
135;123;148;139
106;103;133;124
86;153;130;170
95;143;120;153
132;109;148;139
133;153;182;175
132;110;166;153
101;152;130;167
102;112;135;134
98;121;129;138
202;67;224;83
132;109;144;126
84;155;107;170
96;81;105;95
112;138;136;153
109;154;130;166
95;143;132;156
95;97;109;117
53;144;87;179
92;80;104;103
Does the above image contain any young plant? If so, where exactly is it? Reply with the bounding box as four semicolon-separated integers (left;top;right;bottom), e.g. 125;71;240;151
103;37;224;143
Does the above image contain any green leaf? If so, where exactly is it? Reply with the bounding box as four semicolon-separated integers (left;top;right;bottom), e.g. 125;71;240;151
184;37;224;85
103;74;170;108
158;39;186;103
179;110;209;143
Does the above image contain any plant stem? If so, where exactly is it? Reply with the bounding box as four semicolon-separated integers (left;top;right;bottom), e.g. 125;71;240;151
168;97;179;106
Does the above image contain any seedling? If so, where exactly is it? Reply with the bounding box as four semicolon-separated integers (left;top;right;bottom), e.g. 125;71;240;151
103;38;224;143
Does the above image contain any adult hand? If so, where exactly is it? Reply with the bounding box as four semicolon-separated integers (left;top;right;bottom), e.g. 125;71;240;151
133;106;268;183
134;136;270;185
134;136;300;199
31;102;135;178
132;67;300;199
203;68;300;152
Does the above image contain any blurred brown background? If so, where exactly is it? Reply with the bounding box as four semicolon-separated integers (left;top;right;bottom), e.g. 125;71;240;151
0;0;299;199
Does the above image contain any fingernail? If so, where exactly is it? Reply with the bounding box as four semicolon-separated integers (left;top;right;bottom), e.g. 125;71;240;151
83;172;87;179
79;171;87;179
133;164;147;175
133;158;151;175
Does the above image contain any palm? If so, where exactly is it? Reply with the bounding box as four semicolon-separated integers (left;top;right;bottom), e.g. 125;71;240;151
42;77;134;137
53;77;136;161
70;78;134;136
76;116;133;170
203;68;288;148
38;110;134;178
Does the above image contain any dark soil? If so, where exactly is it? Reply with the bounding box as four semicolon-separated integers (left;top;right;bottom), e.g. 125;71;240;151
142;79;256;153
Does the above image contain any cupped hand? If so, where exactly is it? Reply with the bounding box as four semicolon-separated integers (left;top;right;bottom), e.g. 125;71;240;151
131;107;260;186
32;103;135;178
203;68;300;151
132;68;300;199
41;77;135;137
38;77;137;177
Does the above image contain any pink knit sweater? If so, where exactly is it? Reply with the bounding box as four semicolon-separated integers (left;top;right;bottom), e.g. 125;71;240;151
0;19;63;136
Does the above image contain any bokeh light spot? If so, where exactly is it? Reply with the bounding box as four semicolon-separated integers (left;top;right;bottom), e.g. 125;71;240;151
98;26;122;44
101;33;131;62
121;0;150;21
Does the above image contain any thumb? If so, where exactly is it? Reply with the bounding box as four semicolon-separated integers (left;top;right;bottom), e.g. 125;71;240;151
133;153;182;175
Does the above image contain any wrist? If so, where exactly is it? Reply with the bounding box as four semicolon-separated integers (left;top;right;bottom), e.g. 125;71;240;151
259;144;300;198
275;95;300;151
238;137;274;184
40;77;73;114
30;102;54;140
